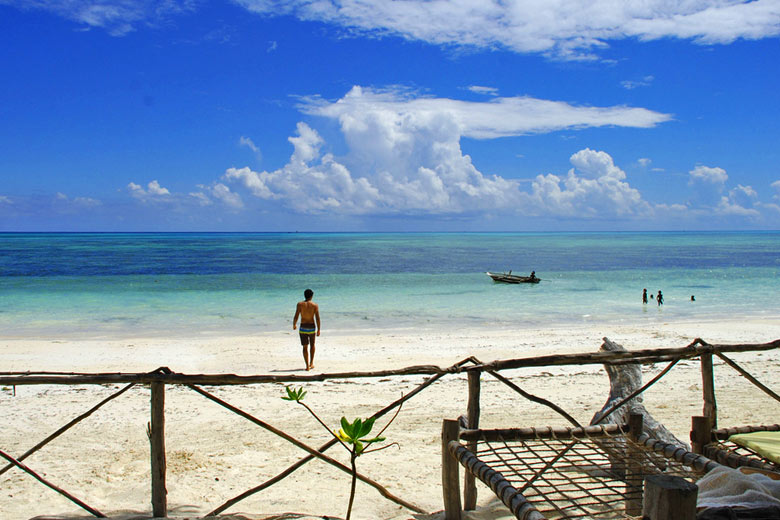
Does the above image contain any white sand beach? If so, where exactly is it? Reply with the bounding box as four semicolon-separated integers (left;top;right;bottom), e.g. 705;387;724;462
2;319;779;520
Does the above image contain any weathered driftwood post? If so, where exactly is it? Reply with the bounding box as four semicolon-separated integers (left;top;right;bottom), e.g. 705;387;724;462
441;419;462;520
700;353;718;429
463;369;481;510
625;413;644;516
150;382;167;517
642;474;698;520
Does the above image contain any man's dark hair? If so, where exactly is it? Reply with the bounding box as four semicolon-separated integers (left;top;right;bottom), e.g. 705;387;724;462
304;288;314;300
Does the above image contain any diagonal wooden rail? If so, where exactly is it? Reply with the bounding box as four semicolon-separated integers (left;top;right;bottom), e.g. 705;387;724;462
0;382;136;477
2;338;778;518
0;448;106;517
188;383;426;515
206;357;471;516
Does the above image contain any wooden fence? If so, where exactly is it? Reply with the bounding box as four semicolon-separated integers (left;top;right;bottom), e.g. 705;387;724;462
1;338;778;518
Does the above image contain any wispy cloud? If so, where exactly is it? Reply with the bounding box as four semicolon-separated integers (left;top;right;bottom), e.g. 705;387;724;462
622;75;655;90
2;0;198;36
300;85;672;140
235;0;780;60
55;192;102;207
467;85;499;96
239;135;259;152
11;1;779;59
239;135;263;164
187;183;244;209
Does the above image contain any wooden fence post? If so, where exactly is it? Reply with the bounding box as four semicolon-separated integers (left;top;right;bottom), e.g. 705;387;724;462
642;474;698;520
442;419;462;520
691;415;712;455
150;382;167;518
701;354;718;430
463;369;481;510
625;413;644;517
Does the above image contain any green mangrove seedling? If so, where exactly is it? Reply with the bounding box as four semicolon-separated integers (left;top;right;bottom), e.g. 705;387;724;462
283;385;400;520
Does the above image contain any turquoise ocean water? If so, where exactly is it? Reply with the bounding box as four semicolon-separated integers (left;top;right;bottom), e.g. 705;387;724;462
1;232;779;338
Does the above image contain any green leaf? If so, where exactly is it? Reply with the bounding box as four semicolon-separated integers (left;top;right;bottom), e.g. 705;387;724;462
360;417;376;437
363;436;385;444
340;417;351;437
282;386;306;402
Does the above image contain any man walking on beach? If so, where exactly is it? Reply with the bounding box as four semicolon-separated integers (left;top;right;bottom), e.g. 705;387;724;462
293;288;320;371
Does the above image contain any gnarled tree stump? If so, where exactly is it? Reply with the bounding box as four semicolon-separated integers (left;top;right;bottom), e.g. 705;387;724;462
590;337;688;449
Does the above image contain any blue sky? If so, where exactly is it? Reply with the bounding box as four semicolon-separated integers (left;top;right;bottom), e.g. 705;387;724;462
1;0;779;231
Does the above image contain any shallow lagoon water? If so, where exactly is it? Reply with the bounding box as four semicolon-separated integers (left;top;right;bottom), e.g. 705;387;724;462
0;232;778;338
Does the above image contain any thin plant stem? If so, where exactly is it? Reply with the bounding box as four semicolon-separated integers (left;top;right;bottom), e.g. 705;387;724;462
297;400;351;452
347;449;358;520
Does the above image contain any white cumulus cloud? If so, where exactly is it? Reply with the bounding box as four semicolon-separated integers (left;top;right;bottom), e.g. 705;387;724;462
716;184;760;216
209;183;243;209
223;88;656;221
569;148;626;180
128;180;171;200
523;149;650;218
689;165;728;185
188;191;213;206
224;122;382;214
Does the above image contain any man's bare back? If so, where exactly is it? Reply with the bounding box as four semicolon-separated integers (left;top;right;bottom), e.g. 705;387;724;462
295;300;319;324
293;289;320;371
